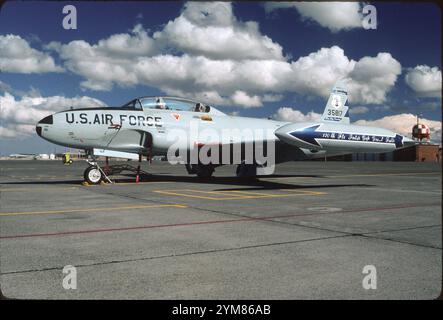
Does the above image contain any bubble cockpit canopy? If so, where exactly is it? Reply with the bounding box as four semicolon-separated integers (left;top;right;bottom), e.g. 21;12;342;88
119;97;226;115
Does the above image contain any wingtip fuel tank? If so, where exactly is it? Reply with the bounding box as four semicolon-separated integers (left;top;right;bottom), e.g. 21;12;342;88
275;122;412;153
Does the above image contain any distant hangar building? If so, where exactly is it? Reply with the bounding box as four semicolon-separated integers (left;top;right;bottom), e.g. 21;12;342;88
392;144;441;162
393;118;440;162
329;144;441;162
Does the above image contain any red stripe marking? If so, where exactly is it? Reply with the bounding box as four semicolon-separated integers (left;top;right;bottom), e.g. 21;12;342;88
0;203;439;240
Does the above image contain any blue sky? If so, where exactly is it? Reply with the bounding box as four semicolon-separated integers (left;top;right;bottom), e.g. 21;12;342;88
0;1;441;155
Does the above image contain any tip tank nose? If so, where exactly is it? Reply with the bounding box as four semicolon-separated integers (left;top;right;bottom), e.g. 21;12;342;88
401;135;415;147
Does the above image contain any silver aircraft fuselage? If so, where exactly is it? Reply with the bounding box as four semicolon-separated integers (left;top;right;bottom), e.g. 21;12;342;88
36;95;413;165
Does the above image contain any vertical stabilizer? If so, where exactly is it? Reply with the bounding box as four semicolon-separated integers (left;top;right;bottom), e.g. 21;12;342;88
321;82;350;124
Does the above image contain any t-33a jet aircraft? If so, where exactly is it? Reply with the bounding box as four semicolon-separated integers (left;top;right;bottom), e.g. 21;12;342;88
36;84;413;184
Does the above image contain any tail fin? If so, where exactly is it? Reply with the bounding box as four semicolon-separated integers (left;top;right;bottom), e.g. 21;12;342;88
321;83;350;124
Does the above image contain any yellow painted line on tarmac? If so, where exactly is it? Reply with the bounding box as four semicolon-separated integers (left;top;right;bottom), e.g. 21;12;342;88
154;190;243;200
113;181;172;186
330;172;439;178
6;175;78;179
0;187;79;193
0;204;187;217
187;189;324;197
228;189;325;196
178;189;250;196
154;189;326;200
266;172;439;181
80;181;173;187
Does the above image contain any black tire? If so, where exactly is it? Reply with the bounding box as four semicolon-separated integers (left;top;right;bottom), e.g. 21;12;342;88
84;166;103;184
236;164;258;178
196;165;214;179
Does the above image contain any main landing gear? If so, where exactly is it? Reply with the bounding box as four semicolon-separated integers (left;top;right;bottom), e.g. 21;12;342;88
185;164;215;179
184;163;260;179
236;163;259;179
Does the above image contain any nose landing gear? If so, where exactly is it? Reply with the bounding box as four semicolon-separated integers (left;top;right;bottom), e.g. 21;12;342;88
84;165;103;185
83;156;114;185
82;155;150;185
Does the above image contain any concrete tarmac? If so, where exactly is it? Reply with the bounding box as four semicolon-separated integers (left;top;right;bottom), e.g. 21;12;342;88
0;160;441;299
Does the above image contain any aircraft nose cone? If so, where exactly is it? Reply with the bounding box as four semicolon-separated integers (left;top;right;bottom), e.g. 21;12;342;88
36;115;53;138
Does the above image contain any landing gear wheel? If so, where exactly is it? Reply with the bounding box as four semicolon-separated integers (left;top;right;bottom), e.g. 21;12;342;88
196;165;214;179
236;163;258;179
84;166;103;185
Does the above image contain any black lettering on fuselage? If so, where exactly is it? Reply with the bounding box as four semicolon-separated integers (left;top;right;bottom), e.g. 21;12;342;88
137;115;145;126
129;115;137;126
79;113;88;124
93;114;100;124
113;114;162;127
119;114;127;125
105;114;114;125
66;113;74;124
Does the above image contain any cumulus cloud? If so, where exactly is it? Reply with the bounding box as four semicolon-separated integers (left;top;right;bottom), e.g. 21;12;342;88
0;126;17;139
45;2;285;98
283;48;401;105
286;46;356;98
349;106;369;114
153;2;285;60
231;90;262;108
0;34;63;73
405;65;442;98
40;2;400;107
46;24;157;91
49;42;401;107
355;113;442;143
264;2;363;32
347;53;402;104
0;91;107;139
273;107;322;122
